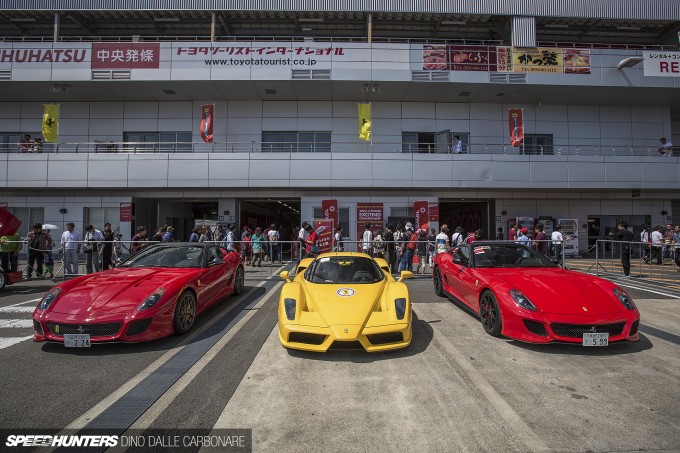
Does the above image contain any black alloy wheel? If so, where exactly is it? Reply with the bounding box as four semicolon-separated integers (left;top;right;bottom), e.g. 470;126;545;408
480;290;502;337
233;266;245;296
433;267;446;297
173;290;196;335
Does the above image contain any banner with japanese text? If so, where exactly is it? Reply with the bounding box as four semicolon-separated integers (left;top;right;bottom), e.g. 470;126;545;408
643;51;680;77
312;219;334;253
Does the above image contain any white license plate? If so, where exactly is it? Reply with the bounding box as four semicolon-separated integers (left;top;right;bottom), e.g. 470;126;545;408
582;332;609;347
64;334;91;348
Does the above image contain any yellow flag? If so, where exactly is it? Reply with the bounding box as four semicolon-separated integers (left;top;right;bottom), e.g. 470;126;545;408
42;104;59;143
358;103;371;141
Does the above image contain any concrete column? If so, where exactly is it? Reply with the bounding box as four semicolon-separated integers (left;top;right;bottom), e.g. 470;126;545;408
53;12;60;42
367;13;372;44
211;12;216;42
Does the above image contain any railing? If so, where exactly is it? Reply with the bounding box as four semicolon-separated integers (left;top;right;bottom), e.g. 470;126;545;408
0;35;676;50
1;141;676;157
594;239;680;283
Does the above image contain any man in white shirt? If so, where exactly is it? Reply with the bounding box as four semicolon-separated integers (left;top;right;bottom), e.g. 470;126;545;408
297;222;309;261
651;225;664;265
551;224;564;264
268;224;281;264
453;135;463;154
435;224;450;254
60;222;82;275
361;222;373;256
658;137;673;157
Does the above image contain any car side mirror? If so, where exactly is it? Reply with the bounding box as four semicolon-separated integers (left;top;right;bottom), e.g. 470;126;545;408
453;256;468;267
280;271;292;282
398;270;413;282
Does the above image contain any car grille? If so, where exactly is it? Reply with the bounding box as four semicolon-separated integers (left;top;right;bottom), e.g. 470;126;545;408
126;318;153;337
522;320;548;336
288;332;326;345
33;320;43;335
550;322;625;338
328;341;363;350
48;322;122;337
629;320;639;336
367;332;403;345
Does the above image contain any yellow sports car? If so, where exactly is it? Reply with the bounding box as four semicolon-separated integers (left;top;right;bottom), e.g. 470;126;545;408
278;252;413;352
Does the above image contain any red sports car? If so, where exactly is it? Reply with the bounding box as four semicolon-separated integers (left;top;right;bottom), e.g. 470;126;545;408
33;243;244;346
432;242;640;345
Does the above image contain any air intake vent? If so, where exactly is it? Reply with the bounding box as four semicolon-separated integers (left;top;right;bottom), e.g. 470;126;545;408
0;70;11;80
489;73;527;84
411;71;449;81
291;69;331;80
91;70;132;80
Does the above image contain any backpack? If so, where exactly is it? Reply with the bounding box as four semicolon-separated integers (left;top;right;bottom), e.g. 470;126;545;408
407;233;418;250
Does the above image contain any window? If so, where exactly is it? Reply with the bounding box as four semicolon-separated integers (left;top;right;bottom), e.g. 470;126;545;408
84;208;120;234
450;132;470;153
123;132;192;152
262;132;331;153
402;133;435;153
313;207;350;239
521;134;553;155
9;207;44;235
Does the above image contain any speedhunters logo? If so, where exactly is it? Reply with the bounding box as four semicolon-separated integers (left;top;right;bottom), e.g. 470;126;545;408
6;435;118;447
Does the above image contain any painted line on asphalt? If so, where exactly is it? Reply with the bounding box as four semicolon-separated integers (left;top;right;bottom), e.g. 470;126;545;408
417;305;550;453
639;324;680;346
0;306;36;313
616;282;680;299
0;319;33;328
0;336;34;350
127;280;282;431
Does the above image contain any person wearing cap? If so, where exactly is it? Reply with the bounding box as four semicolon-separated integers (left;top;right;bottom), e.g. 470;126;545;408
451;226;465;247
516;227;531;247
26;222;53;279
60;222;82;275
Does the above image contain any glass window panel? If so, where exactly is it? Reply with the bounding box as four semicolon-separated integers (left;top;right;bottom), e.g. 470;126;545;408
402;133;418;153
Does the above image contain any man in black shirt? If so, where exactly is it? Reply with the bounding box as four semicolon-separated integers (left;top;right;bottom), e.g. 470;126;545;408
610;221;634;277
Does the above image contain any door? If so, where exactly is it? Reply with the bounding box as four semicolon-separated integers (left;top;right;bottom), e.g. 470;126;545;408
435;130;450;154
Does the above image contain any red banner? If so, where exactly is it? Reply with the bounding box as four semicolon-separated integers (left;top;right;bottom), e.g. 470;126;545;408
120;203;133;222
414;201;428;230
313;219;334;253
200;104;215;143
0;207;21;236
321;200;338;231
91;43;160;69
509;108;524;147
356;203;383;251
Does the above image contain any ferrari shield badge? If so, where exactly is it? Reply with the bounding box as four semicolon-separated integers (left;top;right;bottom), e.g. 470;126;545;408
337;288;355;297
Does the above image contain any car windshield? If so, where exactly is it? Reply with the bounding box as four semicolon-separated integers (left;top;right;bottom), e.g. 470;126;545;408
121;245;204;269
471;244;557;268
305;256;384;284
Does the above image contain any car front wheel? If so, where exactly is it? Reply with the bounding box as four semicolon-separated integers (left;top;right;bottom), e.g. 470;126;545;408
233;266;244;296
480;290;502;337
173;290;196;335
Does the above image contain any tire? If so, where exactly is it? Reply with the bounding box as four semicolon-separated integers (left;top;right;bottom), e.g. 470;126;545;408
173;290;196;335
479;290;502;337
433;267;446;298
233;266;245;296
0;271;6;292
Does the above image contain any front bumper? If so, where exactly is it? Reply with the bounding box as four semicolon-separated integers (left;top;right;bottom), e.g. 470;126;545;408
279;321;412;352
501;307;640;344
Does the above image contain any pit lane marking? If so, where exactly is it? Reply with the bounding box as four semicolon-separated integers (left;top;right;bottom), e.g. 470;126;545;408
126;279;283;431
414;304;550;453
0;319;34;328
0;336;34;350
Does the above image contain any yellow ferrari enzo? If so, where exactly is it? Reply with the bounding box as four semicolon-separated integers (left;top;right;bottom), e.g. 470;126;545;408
278;252;413;352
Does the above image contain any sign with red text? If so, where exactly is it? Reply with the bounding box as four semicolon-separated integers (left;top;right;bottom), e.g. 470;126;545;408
313;219;334;253
644;51;680;77
356;203;383;252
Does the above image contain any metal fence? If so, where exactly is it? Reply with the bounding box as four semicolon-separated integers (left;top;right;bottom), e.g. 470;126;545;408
592;239;680;282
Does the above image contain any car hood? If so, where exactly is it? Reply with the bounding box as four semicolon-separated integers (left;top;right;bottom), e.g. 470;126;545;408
481;268;622;315
51;267;200;315
305;282;385;326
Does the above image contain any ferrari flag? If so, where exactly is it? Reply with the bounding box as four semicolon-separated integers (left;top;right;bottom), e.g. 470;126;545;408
42;104;59;143
200;104;215;143
358;103;371;141
509;108;524;147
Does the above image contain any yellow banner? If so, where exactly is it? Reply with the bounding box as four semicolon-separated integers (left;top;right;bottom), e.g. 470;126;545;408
512;48;563;73
358;103;371;141
42;104;59;143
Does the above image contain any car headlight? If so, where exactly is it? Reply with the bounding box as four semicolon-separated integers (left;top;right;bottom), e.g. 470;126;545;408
38;287;62;310
613;287;635;310
137;288;166;311
284;298;296;320
395;298;407;320
510;289;537;312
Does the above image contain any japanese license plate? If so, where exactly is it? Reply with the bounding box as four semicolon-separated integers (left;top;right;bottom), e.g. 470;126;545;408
582;332;608;347
64;334;91;348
